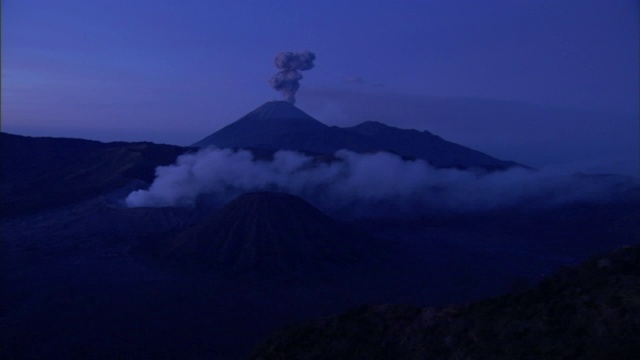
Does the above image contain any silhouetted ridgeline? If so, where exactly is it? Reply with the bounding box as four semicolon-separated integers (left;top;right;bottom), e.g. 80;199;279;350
252;245;640;359
0;132;188;218
193;101;521;170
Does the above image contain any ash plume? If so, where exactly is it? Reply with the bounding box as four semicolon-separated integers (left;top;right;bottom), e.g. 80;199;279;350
269;51;316;104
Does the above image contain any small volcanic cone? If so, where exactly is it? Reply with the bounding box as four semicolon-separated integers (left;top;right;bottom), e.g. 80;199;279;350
150;192;374;273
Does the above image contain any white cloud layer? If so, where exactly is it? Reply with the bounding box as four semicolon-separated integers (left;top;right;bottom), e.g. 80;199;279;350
126;147;636;218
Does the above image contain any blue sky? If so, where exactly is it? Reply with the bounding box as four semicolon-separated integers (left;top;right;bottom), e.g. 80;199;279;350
2;0;639;175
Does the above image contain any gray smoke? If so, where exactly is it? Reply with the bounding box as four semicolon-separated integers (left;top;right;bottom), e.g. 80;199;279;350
269;51;316;104
125;148;636;218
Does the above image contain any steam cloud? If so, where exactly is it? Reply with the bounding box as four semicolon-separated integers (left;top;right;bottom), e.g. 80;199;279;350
125;148;635;218
269;51;316;104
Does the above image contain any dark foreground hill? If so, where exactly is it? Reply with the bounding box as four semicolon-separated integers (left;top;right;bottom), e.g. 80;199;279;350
139;192;378;274
252;245;640;359
192;101;519;170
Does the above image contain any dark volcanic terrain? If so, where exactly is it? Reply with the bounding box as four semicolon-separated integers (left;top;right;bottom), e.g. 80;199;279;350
0;133;189;218
252;245;640;359
2;124;639;359
139;192;381;274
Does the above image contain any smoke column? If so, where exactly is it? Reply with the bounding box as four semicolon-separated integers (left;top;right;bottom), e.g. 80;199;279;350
269;51;316;104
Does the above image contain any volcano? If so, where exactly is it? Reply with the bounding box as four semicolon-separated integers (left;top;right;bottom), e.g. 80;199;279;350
193;101;327;148
147;192;374;273
193;101;520;170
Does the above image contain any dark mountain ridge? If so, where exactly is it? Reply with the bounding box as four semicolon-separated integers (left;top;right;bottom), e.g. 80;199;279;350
0;132;189;218
252;245;640;359
192;101;520;170
346;121;522;169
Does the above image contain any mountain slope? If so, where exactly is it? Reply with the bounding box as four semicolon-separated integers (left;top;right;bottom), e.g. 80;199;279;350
192;101;520;169
144;192;375;273
345;121;521;169
0;133;188;218
252;245;640;359
192;101;328;148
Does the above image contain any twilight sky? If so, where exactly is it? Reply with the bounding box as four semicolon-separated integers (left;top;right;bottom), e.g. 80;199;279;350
2;0;639;175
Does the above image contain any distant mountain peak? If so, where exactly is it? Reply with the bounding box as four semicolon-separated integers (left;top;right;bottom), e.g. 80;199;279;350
193;101;522;170
357;121;388;128
353;121;429;135
246;100;319;121
351;121;420;136
192;101;327;148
